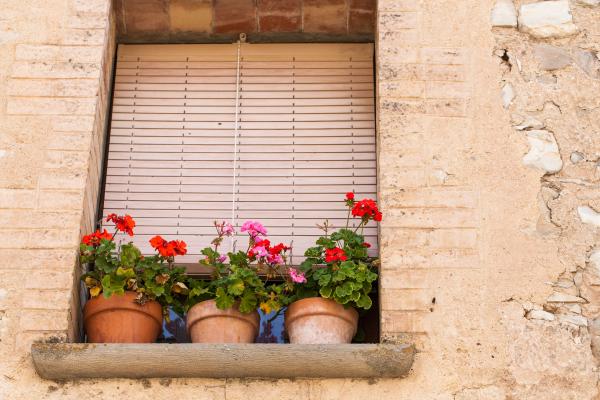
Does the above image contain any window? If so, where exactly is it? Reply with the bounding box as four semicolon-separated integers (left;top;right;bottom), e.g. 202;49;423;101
101;43;377;266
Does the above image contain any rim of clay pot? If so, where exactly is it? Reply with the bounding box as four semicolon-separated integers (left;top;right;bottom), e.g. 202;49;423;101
285;297;359;327
83;291;163;329
186;299;260;332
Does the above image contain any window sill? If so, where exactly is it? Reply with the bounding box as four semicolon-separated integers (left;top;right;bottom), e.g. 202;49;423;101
31;343;415;380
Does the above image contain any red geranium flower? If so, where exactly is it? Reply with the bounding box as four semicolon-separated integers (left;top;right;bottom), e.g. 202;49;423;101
362;242;371;248
325;247;347;263
106;213;136;236
150;235;187;258
346;192;355;201
351;198;382;222
82;229;112;247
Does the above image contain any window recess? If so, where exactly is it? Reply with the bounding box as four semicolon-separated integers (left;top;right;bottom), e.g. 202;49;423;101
102;43;377;264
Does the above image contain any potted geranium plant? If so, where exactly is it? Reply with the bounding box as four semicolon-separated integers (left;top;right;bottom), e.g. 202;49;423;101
284;193;381;344
185;221;290;343
80;214;188;343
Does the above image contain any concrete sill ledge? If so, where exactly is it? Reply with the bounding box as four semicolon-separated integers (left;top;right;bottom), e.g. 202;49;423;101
31;343;415;380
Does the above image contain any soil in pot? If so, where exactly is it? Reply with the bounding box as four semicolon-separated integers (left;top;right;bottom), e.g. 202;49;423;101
83;291;163;343
285;297;358;344
186;299;260;343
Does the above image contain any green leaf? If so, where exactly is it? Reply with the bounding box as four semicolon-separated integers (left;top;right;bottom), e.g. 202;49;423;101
227;278;245;296
120;243;141;267
215;287;235;310
239;290;257;313
116;266;135;279
355;294;373;310
319;286;333;298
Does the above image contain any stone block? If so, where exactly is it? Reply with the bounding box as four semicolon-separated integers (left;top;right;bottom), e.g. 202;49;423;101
169;0;212;32
518;0;578;39
533;44;571;71
522;130;563;174
578;206;600;227
258;0;301;14
573;48;600;79
303;0;347;34
491;0;517;27
214;0;257;34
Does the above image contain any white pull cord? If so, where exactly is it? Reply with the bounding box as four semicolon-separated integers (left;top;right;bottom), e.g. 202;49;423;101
231;35;243;251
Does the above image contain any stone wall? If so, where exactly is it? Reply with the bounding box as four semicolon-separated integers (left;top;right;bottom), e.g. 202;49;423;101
1;0;600;399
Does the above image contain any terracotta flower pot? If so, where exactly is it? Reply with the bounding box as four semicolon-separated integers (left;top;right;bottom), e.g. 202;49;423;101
186;299;260;343
83;291;163;343
285;297;359;344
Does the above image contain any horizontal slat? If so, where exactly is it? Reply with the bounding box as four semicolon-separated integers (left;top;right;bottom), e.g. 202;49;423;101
114;90;374;99
106;167;375;177
115;75;374;84
110;121;375;129
103;199;378;211
113;98;374;107
109;134;375;145
112;105;373;114
108;152;375;161
104;192;376;203
111;113;374;123
114;83;374;92
105;176;376;185
109;128;375;137
106;159;376;169
104;183;376;194
116;68;373;77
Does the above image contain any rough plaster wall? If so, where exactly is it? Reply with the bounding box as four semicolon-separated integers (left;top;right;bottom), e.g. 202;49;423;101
1;0;599;399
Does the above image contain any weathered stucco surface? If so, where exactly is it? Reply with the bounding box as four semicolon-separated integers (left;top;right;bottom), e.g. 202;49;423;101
1;0;600;398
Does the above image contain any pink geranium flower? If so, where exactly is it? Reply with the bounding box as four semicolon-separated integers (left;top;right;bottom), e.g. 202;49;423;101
222;222;235;236
241;220;267;238
289;268;306;284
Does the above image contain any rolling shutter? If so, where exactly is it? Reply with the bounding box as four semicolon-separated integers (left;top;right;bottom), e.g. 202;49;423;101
103;43;377;264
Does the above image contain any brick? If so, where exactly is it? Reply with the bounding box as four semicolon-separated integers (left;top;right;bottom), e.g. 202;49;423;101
421;48;468;65
52;115;95;132
27;228;80;248
46;133;92;151
58;29;108;46
379;80;425;98
10;61;100;79
378;30;420;46
18;309;70;331
379;167;427;189
37;190;84;211
258;0;301;13
380;249;480;270
123;0;169;32
15;45;104;63
378;63;419;80
0;230;29;249
378;0;420;12
349;10;374;34
43;150;89;170
7;78;99;97
379;12;419;30
170;0;212;32
67;12;110;29
71;0;109;13
383;208;478;229
383;188;478;208
0;210;80;230
380;269;431;289
425;99;468;117
381;289;434;311
0;189;36;209
425;81;469;99
41;167;91;192
7;97;97;116
418;64;467;81
380;98;425;114
377;46;419;64
0;249;77;271
350;0;376;12
259;15;301;32
214;0;257;34
381;310;429;333
25;271;74;290
303;0;347;34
